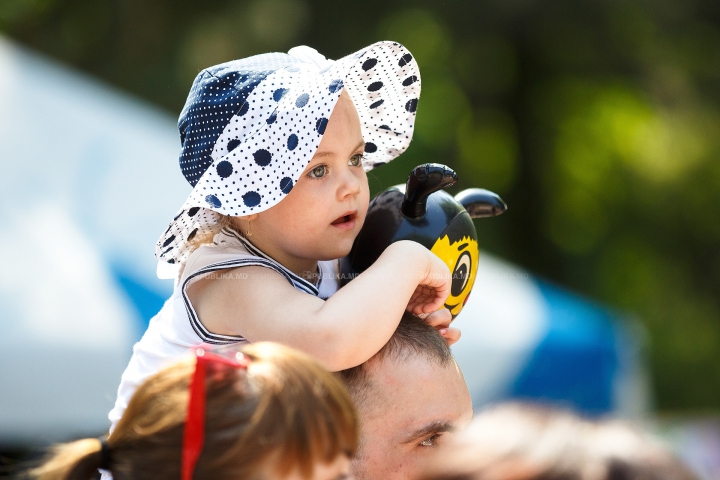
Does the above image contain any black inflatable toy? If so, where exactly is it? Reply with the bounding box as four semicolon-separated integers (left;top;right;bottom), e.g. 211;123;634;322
340;163;507;318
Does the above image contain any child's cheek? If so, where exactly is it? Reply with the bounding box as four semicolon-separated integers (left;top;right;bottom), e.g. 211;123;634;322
359;175;370;204
359;186;371;216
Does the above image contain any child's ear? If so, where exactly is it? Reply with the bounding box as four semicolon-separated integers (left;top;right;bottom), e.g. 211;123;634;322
239;214;259;221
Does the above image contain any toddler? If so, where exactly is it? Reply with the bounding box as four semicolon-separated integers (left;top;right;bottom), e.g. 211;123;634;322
109;41;454;429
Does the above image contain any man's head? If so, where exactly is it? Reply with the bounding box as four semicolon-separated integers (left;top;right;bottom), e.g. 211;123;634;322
339;313;473;480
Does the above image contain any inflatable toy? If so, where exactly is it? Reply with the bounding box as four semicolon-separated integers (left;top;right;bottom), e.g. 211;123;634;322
340;163;507;317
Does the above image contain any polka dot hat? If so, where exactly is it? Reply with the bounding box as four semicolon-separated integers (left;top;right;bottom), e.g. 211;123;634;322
156;41;421;266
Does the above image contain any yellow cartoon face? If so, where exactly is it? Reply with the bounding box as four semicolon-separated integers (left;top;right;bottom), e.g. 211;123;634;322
430;233;479;318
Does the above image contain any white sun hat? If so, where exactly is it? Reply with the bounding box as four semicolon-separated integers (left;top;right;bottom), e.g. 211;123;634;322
156;41;421;268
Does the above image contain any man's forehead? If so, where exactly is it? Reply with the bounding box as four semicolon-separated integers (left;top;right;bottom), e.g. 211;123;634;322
363;353;472;432
361;352;441;404
367;351;440;380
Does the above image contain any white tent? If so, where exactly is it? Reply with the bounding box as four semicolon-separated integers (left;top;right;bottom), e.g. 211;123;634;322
0;35;188;443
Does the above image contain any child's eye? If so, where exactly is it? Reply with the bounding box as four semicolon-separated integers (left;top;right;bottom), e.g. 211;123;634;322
349;153;363;167
308;164;328;179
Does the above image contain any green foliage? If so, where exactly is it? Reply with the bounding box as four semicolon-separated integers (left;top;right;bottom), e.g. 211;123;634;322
3;0;719;410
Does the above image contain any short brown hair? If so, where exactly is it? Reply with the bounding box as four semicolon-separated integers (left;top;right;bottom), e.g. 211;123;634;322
28;342;358;480
338;312;452;412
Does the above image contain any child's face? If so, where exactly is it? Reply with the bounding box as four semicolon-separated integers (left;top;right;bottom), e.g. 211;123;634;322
246;90;370;266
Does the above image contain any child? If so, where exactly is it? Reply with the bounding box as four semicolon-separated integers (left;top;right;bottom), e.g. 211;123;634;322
31;343;358;480
109;42;454;429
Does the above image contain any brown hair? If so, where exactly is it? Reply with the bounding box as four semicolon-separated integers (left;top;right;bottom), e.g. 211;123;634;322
27;342;358;480
178;213;241;278
184;212;240;256
339;312;452;413
416;403;697;480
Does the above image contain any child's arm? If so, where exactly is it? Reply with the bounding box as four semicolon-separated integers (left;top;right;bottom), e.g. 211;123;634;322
187;240;451;371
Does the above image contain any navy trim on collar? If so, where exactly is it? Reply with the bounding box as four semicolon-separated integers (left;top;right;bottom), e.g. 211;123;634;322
181;259;284;344
181;232;327;344
220;228;319;295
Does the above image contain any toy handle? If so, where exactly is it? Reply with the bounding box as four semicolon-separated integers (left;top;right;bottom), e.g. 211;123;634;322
455;188;507;218
401;164;458;219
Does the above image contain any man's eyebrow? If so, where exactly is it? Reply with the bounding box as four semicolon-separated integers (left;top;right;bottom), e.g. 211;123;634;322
312;140;366;159
402;421;455;444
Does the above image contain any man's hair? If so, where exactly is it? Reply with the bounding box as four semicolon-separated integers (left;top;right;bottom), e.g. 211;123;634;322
338;312;452;412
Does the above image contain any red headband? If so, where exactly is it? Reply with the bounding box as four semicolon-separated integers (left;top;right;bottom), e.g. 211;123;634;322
182;347;250;480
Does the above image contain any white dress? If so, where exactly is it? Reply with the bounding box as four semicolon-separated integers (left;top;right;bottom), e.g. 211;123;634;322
107;228;339;430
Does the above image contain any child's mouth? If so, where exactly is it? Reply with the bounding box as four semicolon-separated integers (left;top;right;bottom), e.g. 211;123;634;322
331;211;357;229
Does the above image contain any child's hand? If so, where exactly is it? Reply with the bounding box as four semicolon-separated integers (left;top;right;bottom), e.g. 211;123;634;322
402;243;451;315
418;308;461;346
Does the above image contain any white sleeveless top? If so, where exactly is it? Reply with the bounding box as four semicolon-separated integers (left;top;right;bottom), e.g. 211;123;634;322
108;229;339;429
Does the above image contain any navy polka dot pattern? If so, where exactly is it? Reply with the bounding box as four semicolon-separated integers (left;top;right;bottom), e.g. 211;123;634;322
253;149;272;167
398;53;413;67
157;41;422;264
273;88;288;101
227;139;240;152
316;117;328;134
367;81;383;92
362;58;378;71
328;79;344;93
178;59;278;187
216;161;233;178
280;177;293;194
295;93;310;108
287;134;299;150
243;191;261;207
205;195;221;208
403;75;418;86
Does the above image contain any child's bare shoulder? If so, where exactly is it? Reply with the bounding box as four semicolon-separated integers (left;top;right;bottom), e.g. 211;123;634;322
188;264;301;337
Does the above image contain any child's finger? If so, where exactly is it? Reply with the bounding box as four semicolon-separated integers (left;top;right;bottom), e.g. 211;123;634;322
422;272;451;305
407;283;450;315
419;299;443;314
411;303;427;316
423;308;452;328
439;327;461;346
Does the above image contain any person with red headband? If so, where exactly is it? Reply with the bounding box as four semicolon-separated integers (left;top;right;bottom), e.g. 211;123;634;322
27;342;357;480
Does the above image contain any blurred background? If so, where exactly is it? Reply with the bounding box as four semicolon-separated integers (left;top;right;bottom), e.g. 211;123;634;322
1;0;719;477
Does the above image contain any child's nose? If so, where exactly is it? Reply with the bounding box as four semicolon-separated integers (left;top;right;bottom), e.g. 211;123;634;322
338;167;362;199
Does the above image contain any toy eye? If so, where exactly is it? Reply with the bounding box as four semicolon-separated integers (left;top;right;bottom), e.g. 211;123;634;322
451;251;471;297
